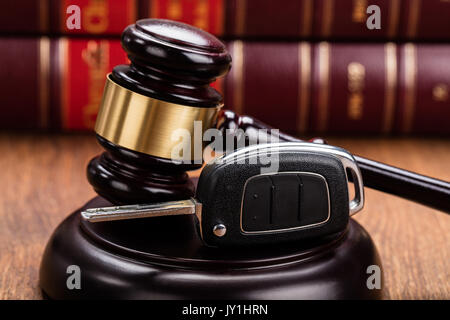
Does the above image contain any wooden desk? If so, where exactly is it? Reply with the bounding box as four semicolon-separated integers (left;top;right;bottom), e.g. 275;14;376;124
0;133;448;299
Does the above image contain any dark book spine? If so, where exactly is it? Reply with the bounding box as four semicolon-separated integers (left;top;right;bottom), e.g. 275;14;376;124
309;42;398;134
312;0;402;40
223;41;450;134
141;0;450;40
396;44;450;134
0;0;138;36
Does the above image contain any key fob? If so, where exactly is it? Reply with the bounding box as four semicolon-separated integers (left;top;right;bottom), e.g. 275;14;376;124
82;142;364;247
196;142;364;247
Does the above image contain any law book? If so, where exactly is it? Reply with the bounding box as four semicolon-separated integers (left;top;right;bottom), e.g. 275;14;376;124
1;0;449;40
311;0;450;40
0;0;138;36
224;41;450;134
0;37;128;130
0;38;449;134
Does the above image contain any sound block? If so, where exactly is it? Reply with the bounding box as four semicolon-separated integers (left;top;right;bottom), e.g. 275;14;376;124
40;197;383;299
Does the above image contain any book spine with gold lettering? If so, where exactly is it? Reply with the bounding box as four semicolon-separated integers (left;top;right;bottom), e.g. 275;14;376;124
223;41;450;135
309;42;398;134
396;44;450;134
0;37;128;130
0;0;137;36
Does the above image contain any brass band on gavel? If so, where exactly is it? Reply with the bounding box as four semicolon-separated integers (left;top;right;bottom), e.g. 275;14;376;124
95;74;221;162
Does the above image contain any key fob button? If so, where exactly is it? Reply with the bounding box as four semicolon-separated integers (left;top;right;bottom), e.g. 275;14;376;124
269;174;302;229
241;172;330;233
241;176;272;232
299;174;329;226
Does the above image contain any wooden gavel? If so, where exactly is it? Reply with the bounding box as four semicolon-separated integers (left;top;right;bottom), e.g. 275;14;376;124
87;18;449;214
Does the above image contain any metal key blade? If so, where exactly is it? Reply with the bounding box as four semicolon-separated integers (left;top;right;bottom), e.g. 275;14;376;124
81;198;201;222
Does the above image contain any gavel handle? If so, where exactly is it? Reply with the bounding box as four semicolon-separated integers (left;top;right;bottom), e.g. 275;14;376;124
218;110;450;213
352;156;450;213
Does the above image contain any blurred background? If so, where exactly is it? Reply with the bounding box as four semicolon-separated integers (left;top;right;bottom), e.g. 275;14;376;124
0;0;449;300
0;0;449;135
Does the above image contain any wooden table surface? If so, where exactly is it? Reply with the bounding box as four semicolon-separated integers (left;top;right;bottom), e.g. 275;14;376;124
0;133;448;300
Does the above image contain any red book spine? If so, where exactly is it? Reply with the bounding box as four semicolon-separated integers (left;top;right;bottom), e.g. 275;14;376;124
142;0;224;36
0;38;128;130
59;0;138;35
59;38;129;130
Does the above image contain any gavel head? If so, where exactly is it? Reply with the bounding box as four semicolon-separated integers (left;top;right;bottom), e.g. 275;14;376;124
87;19;231;205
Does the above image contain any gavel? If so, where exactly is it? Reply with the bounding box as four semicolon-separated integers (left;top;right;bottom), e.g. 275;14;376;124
87;18;230;204
87;18;450;214
39;18;446;299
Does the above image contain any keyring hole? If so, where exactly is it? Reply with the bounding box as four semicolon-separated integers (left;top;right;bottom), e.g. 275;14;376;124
346;168;356;203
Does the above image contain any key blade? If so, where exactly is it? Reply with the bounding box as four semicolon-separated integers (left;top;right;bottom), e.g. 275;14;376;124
81;198;200;222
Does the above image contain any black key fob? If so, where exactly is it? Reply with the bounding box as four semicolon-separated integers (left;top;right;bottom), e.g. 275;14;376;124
196;142;364;246
82;142;364;247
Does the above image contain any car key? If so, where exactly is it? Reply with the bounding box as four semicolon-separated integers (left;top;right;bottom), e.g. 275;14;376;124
81;142;364;247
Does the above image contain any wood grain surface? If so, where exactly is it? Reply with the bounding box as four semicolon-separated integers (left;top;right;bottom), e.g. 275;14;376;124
0;133;448;299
